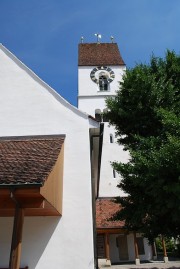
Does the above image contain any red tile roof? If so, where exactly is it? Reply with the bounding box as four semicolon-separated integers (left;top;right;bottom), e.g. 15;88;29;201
0;135;65;186
78;43;125;66
96;198;125;229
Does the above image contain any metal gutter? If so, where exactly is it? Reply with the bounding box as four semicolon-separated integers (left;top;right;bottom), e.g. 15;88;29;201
0;183;43;189
90;123;104;269
90;122;104;198
97;123;104;198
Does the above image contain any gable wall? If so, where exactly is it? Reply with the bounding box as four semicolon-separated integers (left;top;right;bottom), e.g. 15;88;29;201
0;46;95;269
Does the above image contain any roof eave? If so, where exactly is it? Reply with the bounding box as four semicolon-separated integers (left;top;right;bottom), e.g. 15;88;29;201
0;183;43;189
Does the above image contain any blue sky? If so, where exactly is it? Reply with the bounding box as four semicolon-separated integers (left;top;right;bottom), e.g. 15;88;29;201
0;0;180;106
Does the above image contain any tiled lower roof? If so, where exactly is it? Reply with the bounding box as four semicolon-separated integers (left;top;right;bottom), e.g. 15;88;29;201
96;198;125;229
0;135;65;186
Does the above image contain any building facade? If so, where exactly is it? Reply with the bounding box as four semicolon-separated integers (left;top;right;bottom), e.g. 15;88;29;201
0;44;101;269
0;41;155;269
78;42;154;266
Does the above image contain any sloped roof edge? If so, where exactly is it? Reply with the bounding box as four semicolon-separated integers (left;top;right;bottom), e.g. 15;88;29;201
0;43;92;121
0;134;66;141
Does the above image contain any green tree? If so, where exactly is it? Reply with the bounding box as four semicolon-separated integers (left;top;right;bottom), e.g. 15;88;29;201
106;51;180;241
155;237;176;253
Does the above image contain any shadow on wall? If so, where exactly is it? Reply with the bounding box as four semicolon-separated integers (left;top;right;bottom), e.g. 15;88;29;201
0;216;61;268
22;216;61;268
0;218;13;266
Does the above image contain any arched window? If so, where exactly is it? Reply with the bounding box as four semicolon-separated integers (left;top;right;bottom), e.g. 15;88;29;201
110;134;114;143
95;109;102;122
99;72;108;91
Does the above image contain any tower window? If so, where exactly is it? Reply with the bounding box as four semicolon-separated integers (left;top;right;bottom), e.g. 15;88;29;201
110;134;114;143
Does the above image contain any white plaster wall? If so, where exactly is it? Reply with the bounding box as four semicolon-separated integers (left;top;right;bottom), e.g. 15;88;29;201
0;45;96;269
109;233;152;264
99;123;129;197
78;66;125;98
109;233;136;263
78;96;106;117
109;234;120;263
109;233;134;263
78;66;125;117
128;233;153;262
79;96;130;198
78;64;128;198
136;234;153;261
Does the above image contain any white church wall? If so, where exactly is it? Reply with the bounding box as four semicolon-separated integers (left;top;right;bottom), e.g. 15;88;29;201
0;45;95;269
78;95;106;117
99;123;129;197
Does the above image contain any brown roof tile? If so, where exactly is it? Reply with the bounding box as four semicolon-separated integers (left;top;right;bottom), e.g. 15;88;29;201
78;43;125;66
0;135;65;186
96;198;125;229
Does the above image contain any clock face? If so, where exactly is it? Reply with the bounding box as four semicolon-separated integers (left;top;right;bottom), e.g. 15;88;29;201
90;66;115;84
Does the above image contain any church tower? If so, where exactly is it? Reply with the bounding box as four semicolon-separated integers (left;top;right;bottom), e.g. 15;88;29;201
78;40;154;266
78;41;129;197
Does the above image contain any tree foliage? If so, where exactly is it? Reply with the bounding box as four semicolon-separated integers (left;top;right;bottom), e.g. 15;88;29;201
155;237;176;253
106;51;180;241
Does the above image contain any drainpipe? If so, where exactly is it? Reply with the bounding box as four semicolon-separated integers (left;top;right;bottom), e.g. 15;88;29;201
9;190;24;269
90;123;104;269
90;123;104;198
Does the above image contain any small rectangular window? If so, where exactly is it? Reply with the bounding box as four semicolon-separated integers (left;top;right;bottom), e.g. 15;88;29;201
110;134;113;143
113;169;116;178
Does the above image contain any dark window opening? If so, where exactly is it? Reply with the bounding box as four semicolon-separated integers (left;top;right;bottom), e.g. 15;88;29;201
113;169;116;178
137;237;145;255
95;113;102;122
99;75;108;91
95;109;102;122
110;134;113;143
102;108;109;122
